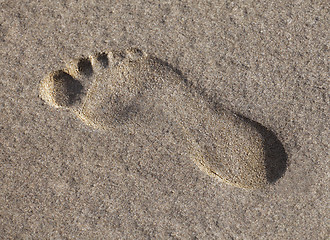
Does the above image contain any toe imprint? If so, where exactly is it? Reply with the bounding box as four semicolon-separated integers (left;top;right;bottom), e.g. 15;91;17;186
39;70;83;108
39;48;287;189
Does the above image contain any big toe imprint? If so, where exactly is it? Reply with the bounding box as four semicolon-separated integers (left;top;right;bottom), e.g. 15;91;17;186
39;48;287;189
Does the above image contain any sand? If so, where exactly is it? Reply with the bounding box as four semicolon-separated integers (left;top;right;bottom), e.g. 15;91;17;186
0;0;328;239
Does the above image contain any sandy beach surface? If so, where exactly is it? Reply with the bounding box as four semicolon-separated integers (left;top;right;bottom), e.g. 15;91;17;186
0;1;328;239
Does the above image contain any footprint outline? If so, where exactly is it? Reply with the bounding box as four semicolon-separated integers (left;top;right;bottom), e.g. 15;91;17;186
39;48;287;189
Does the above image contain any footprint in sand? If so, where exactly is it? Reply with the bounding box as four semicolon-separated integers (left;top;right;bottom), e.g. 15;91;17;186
39;48;287;189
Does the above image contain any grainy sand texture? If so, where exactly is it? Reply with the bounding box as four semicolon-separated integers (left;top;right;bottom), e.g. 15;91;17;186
0;1;329;239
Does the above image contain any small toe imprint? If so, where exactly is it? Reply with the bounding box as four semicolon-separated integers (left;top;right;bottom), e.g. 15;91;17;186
77;58;93;76
96;52;109;68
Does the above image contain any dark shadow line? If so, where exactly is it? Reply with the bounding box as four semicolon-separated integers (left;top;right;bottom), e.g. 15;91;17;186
154;56;288;184
235;114;288;183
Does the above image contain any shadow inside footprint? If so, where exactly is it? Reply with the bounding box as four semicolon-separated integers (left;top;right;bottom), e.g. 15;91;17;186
96;52;109;68
77;58;93;76
236;115;288;184
146;56;288;186
111;97;141;124
52;70;83;106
